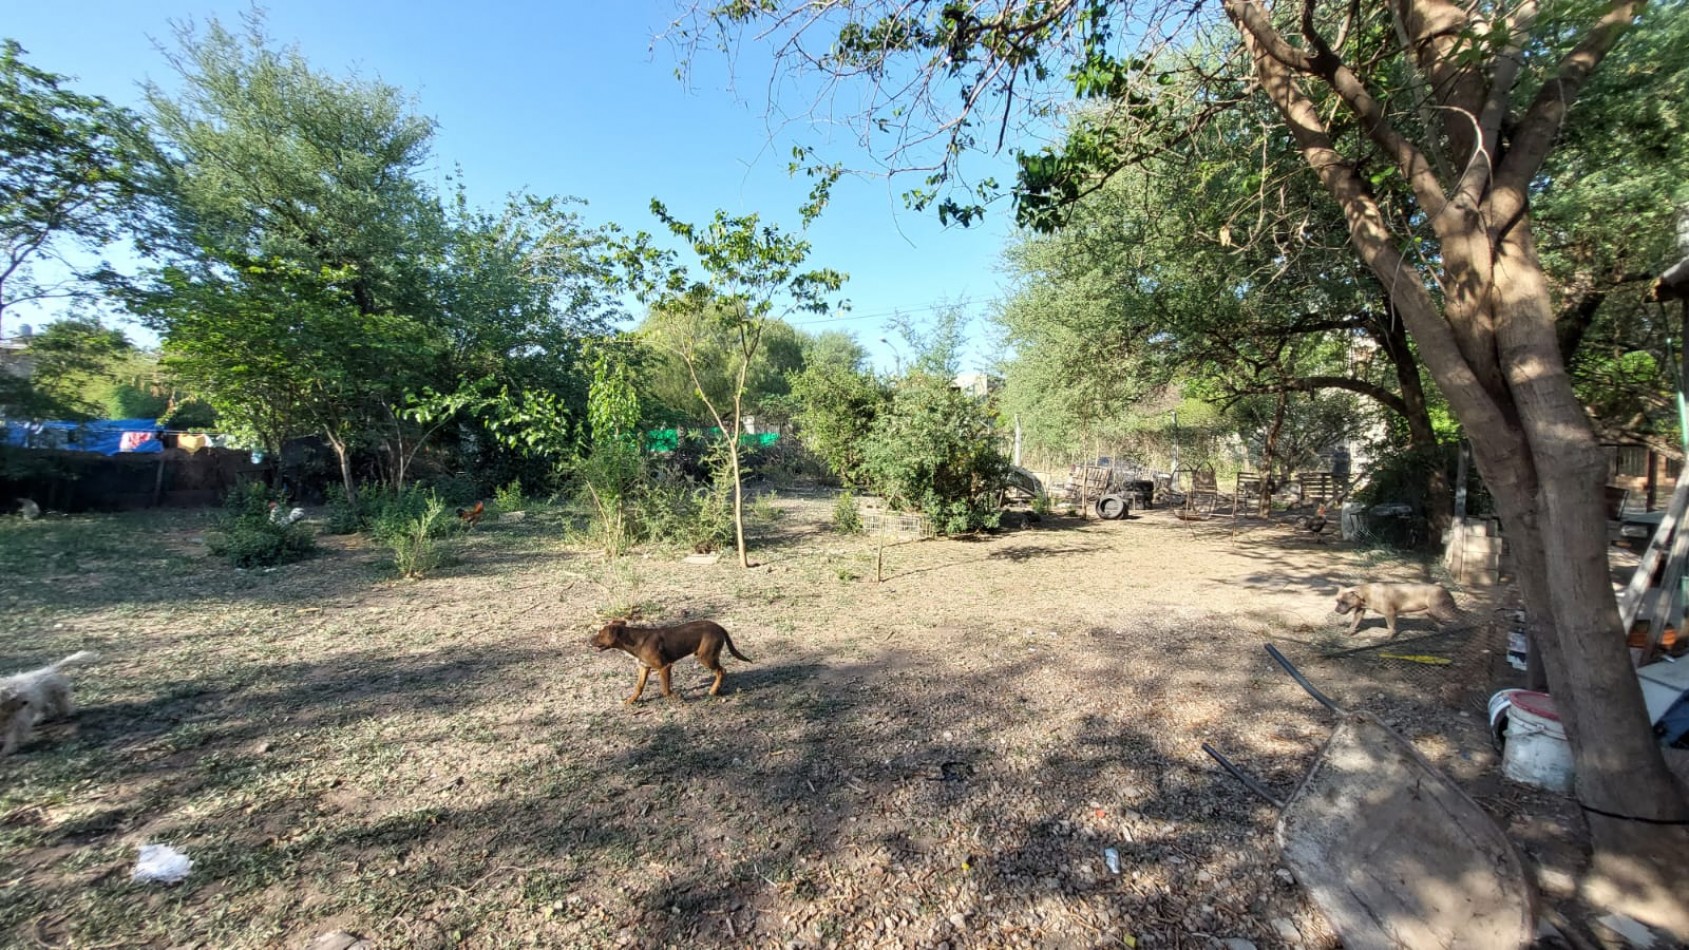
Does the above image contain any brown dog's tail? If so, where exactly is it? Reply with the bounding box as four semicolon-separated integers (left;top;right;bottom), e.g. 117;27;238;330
723;631;753;664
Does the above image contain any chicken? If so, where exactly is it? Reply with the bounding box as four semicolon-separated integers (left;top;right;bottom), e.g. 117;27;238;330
267;501;306;526
456;500;486;527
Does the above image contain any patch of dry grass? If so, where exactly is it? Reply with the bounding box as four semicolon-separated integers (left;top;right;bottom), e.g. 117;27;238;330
0;493;1507;948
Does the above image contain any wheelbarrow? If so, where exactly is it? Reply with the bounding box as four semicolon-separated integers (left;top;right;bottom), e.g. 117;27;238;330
1202;645;1535;950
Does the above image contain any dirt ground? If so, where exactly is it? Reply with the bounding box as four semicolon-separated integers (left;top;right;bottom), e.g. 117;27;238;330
0;489;1587;949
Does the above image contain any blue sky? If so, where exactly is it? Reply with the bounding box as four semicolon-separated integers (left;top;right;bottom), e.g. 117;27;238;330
6;1;1027;373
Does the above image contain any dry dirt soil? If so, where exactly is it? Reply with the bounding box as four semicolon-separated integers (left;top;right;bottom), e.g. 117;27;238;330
0;489;1580;949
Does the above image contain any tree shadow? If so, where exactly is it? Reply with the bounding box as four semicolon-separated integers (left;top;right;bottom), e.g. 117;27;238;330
5;620;1533;948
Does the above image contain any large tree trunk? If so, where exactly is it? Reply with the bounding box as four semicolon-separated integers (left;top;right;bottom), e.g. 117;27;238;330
1486;223;1689;924
1370;309;1453;537
1225;1;1689;930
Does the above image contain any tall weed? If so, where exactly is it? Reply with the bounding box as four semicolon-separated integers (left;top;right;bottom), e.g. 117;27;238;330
388;494;453;578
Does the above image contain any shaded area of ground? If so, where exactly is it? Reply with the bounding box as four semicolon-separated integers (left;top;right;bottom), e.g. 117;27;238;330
0;492;1565;948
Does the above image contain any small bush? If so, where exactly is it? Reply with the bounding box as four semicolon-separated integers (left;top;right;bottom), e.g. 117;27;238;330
493;478;525;514
600;559;651;620
388;494;451;578
859;373;1009;535
321;484;362;535
1030;492;1053;517
634;470;732;554
365;486;438;543
748;491;782;526
574;489;632;559
209;482;314;568
832;490;863;534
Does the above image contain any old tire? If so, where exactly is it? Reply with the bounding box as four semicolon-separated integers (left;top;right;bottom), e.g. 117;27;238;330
1096;494;1130;520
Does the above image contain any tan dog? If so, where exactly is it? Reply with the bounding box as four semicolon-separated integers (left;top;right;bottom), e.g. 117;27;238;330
590;619;752;704
1;651;98;756
1334;584;1459;638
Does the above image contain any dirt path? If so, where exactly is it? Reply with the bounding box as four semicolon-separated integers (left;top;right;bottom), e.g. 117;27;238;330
0;491;1540;948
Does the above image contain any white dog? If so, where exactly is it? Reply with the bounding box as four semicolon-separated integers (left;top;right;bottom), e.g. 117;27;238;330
1;651;98;756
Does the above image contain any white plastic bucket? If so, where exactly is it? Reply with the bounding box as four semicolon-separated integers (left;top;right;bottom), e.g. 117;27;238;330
1498;691;1574;794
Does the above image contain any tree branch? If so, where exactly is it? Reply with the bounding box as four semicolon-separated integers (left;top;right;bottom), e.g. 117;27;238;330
1388;0;1487;165
1229;369;1412;420
1228;0;1448;217
1491;0;1643;229
1225;0;1520;443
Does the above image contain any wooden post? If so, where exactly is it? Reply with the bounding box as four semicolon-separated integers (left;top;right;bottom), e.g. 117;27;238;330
1647;449;1659;512
875;517;888;583
1453;441;1470;521
152;453;168;507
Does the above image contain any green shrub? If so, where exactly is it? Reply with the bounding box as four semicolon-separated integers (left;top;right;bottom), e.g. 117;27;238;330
1030;491;1053;517
832;490;863;534
208;482;314;568
748;490;782;526
321;484;362;535
790;362;889;484
859;373;1009;535
633;470;733;554
493;478;525;514
365;485;440;543
388;494;451;578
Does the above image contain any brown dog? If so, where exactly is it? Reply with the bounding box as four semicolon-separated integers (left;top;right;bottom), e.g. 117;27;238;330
1334;583;1459;638
590;619;752;703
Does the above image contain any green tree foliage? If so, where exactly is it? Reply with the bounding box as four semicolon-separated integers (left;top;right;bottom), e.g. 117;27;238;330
860;373;1008;534
997;87;1433;497
126;16;446;505
788;358;888;484
635;307;808;424
619;197;846;567
1538;3;1689;452
125;19;623;500
800;330;869;373
0;317;137;421
0;40;138;336
432;187;620;488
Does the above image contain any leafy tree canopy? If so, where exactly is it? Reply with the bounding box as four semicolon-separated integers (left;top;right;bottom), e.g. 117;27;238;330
0;39;140;335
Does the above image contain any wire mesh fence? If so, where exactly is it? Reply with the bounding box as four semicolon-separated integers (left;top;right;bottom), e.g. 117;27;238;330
861;509;934;541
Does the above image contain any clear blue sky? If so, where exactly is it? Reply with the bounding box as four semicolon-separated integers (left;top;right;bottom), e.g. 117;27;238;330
6;1;1024;373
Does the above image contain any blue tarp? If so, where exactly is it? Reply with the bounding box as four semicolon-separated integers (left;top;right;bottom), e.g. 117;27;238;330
2;418;165;455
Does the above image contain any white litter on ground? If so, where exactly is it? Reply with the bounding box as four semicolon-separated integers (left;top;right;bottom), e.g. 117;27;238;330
131;844;193;884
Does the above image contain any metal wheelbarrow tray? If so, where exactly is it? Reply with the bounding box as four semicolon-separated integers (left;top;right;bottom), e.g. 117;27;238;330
1204;645;1535;950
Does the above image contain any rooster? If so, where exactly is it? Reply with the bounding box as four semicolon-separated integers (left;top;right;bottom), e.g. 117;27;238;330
267;501;306;526
456;500;486;528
